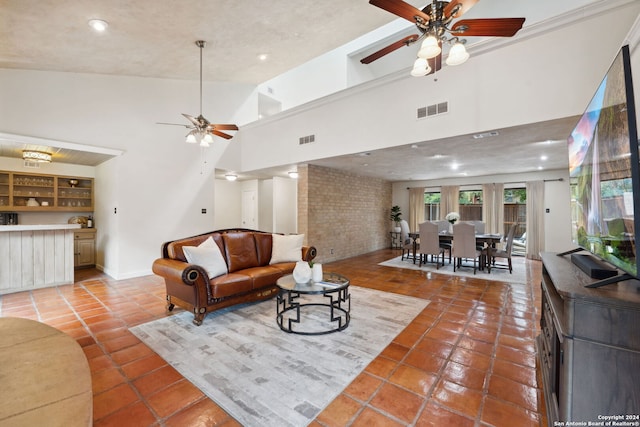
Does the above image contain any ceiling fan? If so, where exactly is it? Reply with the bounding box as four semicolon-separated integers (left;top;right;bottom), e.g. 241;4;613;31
361;0;525;76
158;40;238;146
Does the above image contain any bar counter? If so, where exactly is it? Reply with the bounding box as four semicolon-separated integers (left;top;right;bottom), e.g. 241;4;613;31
0;224;81;294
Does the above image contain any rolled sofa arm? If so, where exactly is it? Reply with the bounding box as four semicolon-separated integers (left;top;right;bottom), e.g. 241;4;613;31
302;246;317;262
152;258;211;307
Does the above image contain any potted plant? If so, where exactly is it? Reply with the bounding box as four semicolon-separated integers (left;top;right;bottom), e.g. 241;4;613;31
390;205;402;232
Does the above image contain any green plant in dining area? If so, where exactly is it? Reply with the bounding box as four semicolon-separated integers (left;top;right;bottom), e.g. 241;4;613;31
390;205;402;231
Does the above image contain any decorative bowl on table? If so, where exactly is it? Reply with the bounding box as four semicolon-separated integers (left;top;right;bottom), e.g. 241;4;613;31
68;179;79;187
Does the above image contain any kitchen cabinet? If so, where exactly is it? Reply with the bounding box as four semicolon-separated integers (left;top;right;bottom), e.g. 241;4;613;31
0;170;93;212
0;172;9;208
74;229;96;268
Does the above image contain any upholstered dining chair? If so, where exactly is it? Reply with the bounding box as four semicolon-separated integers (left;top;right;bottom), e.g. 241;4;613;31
399;219;416;262
484;223;517;273
434;220;452;264
452;222;482;274
466;220;485;234
435;220;450;234
418;221;444;269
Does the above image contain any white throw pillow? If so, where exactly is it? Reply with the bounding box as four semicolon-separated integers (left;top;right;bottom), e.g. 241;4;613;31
269;234;304;264
183;237;228;279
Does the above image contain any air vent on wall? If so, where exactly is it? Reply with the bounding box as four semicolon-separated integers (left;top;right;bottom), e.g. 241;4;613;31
299;134;315;145
417;101;448;119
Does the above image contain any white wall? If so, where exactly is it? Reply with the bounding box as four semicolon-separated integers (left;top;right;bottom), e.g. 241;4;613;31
258;179;274;232
0;69;256;279
213;179;242;230
273;176;297;234
238;3;640;174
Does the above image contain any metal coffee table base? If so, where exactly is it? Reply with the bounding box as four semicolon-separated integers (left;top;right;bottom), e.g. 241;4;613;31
276;287;350;335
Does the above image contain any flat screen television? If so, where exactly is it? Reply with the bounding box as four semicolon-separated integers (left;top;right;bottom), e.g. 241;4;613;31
567;44;640;287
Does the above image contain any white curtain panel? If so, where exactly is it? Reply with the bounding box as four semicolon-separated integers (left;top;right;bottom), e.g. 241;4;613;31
441;185;460;220
526;180;545;260
409;187;426;232
481;183;504;234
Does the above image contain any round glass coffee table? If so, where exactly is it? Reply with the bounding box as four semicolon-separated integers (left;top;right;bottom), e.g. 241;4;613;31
276;272;350;335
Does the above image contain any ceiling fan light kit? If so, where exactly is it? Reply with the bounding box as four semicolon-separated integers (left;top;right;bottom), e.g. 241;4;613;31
418;35;441;59
411;58;431;77
362;0;524;77
445;40;469;66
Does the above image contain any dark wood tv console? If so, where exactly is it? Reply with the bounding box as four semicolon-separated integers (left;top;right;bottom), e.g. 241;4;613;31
537;252;640;425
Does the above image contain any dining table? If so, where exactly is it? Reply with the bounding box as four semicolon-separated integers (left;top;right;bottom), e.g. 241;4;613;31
407;232;503;271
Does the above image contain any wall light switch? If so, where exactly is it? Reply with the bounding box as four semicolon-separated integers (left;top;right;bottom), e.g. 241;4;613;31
201;209;207;214
546;208;550;213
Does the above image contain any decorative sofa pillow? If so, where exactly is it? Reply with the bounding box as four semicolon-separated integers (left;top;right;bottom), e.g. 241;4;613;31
183;237;228;279
269;234;304;264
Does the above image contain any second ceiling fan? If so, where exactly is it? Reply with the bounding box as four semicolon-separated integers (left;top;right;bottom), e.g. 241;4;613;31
361;0;525;76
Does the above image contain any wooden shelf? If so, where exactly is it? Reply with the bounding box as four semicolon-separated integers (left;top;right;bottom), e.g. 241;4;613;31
0;171;94;212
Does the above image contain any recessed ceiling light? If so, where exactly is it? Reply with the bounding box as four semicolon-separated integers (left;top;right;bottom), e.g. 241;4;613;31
225;174;238;181
411;144;419;149
258;54;268;61
540;155;548;161
88;19;109;32
288;171;299;179
538;166;544;170
451;163;459;170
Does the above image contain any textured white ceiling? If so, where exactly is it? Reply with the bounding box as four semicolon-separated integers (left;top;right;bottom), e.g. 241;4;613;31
0;0;403;84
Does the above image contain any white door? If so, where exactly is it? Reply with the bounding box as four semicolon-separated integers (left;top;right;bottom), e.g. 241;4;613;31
242;190;257;229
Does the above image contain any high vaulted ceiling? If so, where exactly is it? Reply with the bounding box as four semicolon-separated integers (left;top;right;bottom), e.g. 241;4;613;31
0;0;404;84
0;0;623;181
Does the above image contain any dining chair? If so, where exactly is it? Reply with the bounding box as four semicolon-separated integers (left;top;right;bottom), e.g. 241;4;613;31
484;223;517;273
434;220;452;264
466;220;485;234
399;219;416;262
418;221;444;269
452;222;482;274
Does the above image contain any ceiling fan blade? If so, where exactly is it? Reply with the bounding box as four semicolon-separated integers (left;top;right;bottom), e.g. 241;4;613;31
209;124;239;131
443;0;479;19
181;113;201;127
157;122;191;128
210;130;234;140
369;0;430;25
450;18;526;37
361;34;419;64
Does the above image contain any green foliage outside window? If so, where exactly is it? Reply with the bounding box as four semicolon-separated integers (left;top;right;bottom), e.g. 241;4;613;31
459;190;482;205
504;188;526;203
424;192;441;203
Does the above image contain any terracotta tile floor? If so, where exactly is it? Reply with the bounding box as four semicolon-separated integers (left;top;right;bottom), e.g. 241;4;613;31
0;249;546;426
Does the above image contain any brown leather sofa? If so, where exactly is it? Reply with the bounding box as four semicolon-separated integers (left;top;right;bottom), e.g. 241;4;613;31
152;228;316;325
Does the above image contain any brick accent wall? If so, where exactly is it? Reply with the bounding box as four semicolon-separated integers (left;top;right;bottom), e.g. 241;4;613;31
298;164;392;263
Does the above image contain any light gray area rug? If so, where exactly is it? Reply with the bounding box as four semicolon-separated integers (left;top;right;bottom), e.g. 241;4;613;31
131;286;428;427
379;255;527;284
